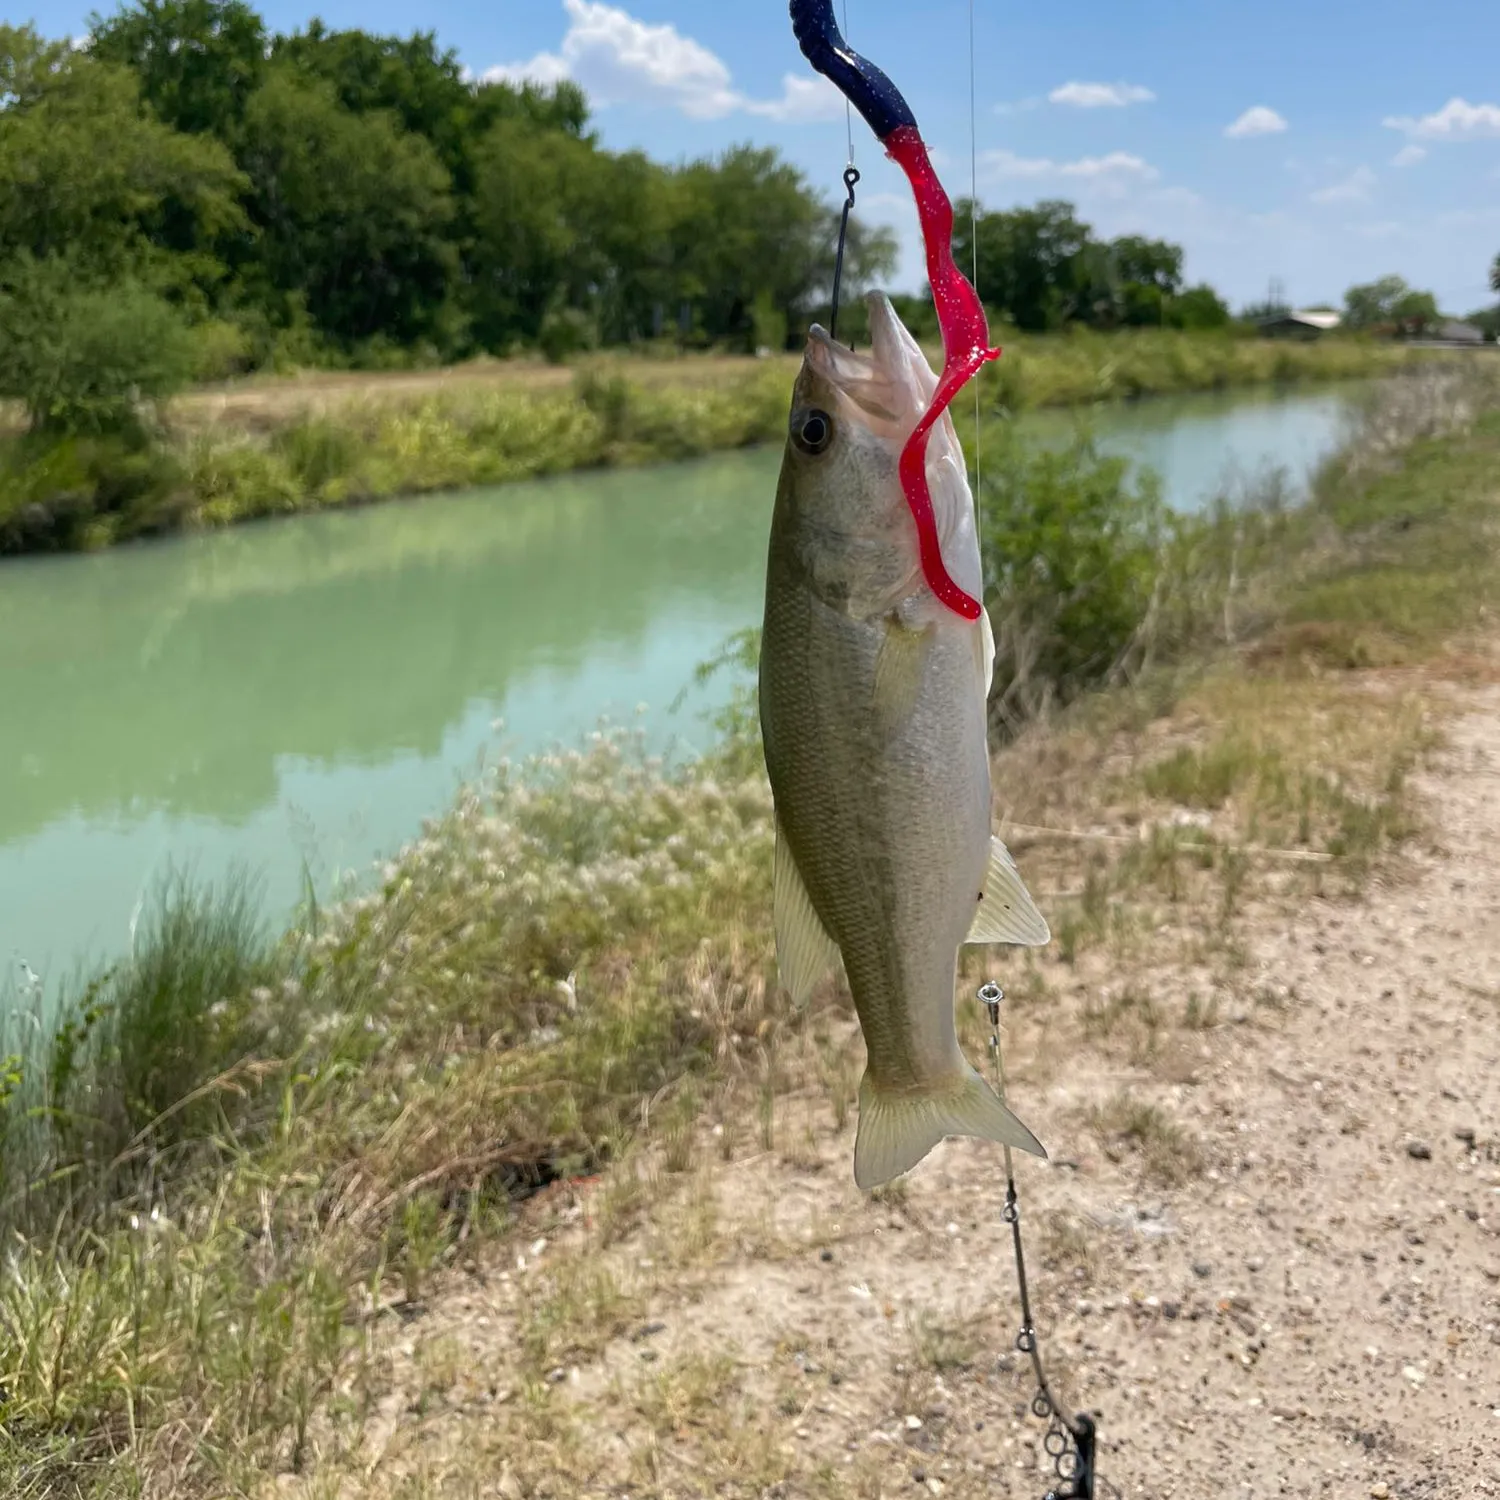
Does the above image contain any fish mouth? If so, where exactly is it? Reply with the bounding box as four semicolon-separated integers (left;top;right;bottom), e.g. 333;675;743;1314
800;293;936;441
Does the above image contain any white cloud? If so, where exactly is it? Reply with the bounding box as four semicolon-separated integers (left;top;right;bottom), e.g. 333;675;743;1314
486;53;572;89
1391;144;1427;167
1310;165;1376;203
483;0;842;121
1149;185;1205;208
1048;81;1155;109
1383;97;1500;140
993;97;1042;117
745;73;846;124
1225;106;1288;138
981;148;1159;182
1061;152;1159;181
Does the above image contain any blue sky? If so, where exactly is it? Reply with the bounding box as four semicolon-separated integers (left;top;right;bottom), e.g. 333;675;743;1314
64;0;1500;312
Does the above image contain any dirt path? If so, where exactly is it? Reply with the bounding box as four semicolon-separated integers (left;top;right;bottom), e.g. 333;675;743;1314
343;682;1500;1499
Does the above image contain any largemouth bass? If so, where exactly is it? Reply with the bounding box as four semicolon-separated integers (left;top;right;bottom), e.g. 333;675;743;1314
758;292;1050;1190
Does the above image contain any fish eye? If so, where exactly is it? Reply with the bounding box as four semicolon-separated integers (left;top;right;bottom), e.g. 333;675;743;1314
791;407;833;456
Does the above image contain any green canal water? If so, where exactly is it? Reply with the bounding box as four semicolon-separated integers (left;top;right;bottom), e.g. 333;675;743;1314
0;381;1370;993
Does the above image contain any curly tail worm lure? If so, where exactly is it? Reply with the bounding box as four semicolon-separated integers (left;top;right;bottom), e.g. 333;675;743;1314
789;0;997;623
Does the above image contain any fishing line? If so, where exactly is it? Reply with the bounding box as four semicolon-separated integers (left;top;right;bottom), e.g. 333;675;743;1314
969;0;983;533
841;0;855;169
979;983;1108;1500
827;0;860;343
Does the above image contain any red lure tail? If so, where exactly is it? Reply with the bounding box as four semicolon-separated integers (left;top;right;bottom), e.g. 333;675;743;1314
789;0;999;622
885;127;998;623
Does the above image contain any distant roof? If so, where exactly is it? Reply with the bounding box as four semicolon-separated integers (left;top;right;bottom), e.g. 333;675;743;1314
1260;307;1344;328
1437;320;1484;340
1274;309;1342;330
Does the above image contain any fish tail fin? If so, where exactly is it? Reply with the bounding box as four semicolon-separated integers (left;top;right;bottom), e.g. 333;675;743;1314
852;1068;1046;1190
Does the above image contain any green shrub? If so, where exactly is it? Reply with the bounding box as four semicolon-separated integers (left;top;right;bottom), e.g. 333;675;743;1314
0;254;194;436
185;317;257;382
0;433;184;552
749;289;787;353
0;870;287;1237
271;417;365;497
980;432;1169;731
538;306;599;364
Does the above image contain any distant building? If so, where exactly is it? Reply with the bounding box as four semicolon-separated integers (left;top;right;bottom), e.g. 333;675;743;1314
1257;309;1342;341
1400;320;1493;349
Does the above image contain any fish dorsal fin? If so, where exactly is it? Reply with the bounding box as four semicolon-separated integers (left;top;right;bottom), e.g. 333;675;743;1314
965;836;1050;946
774;817;842;1005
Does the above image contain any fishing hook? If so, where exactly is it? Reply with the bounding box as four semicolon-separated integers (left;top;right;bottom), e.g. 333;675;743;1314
788;0;996;625
828;164;860;344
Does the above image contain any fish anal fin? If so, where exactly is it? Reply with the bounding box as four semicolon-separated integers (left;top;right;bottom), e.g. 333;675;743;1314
852;1068;1046;1190
873;615;933;734
965;835;1050;946
773;818;841;1007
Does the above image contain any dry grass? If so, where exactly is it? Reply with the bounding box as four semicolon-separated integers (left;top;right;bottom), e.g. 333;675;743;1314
169;350;800;433
165;329;1439;435
1086;1092;1207;1186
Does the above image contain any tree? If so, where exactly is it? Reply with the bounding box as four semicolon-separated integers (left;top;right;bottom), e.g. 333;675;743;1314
954;199;1092;331
1109;235;1183;295
1390;288;1439;336
270;22;589;191
1169;284;1230;330
1343;274;1417;330
468;117;602;347
670;146;894;350
0;26;245;289
1490;252;1500;296
1467;304;1500;342
89;0;268;140
0;253;193;434
238;67;457;346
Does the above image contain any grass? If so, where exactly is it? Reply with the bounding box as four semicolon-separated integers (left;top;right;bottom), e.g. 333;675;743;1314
975;325;1438;411
0;361;1497;1495
163;327;1442;427
0;331;1457;556
0;362;793;553
1086;1092;1206;1186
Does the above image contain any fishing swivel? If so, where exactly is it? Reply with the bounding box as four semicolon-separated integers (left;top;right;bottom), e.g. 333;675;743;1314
828;164;861;344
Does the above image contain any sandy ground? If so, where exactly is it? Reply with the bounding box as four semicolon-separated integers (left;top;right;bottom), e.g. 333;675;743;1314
340;681;1500;1500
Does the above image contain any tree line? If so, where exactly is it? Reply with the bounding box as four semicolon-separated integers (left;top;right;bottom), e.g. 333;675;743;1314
953;200;1230;332
2;2;1493;440
0;4;902;388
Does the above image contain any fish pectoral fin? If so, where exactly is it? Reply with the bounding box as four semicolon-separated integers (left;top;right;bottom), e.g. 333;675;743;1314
853;1068;1046;1190
773;818;842;1007
965;836;1051;946
872;615;933;734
